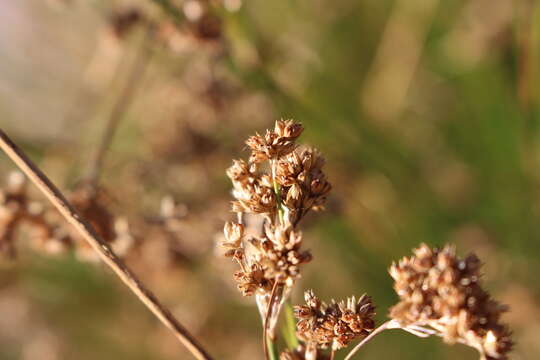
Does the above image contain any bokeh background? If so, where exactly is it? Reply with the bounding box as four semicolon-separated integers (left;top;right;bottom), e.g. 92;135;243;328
1;0;539;359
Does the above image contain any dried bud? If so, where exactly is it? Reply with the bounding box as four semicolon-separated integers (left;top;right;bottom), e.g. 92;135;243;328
246;120;304;163
223;222;244;248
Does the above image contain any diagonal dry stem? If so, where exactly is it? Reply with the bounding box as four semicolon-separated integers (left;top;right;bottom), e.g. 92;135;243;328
0;129;214;360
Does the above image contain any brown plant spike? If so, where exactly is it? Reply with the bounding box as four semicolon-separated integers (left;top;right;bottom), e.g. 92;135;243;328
389;243;513;360
221;120;332;358
222;120;330;297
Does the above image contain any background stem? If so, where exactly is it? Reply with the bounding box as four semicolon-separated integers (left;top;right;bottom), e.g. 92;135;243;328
87;23;155;184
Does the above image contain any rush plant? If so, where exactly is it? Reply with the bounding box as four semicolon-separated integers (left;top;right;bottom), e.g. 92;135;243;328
0;120;512;360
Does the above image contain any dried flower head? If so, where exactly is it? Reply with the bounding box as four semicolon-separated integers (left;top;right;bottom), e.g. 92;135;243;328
389;243;513;360
222;119;330;297
221;119;331;340
276;148;331;225
228;159;277;217
245;120;303;164
0;172;134;261
294;290;376;351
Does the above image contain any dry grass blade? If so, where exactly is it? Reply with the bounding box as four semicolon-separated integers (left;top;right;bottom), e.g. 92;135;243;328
0;129;214;360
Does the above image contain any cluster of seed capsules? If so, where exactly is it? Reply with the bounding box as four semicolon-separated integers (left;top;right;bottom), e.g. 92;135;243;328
294;290;376;353
0;173;132;260
389;244;513;360
222;120;331;299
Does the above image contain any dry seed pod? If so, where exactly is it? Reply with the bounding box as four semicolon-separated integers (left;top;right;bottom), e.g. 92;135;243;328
389;243;513;360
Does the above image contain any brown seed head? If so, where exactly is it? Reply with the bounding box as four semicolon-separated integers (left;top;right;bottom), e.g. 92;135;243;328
245;120;304;163
389;243;513;359
222;120;330;307
294;290;376;351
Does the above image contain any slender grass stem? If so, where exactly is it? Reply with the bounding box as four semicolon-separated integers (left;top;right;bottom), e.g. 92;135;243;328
0;129;214;360
264;281;281;360
87;24;155;184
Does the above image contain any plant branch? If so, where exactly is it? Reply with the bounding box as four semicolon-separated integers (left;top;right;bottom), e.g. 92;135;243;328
0;129;214;360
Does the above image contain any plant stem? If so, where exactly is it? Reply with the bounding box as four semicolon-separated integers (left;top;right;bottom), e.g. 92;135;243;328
0;129;214;360
267;336;278;360
271;159;285;225
281;300;299;349
87;23;155;184
344;320;399;360
264;281;281;360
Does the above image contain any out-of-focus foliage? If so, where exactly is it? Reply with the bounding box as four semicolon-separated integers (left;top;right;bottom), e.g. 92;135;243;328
0;0;539;359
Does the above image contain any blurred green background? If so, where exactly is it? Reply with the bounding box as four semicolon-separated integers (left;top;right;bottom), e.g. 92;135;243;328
0;0;539;359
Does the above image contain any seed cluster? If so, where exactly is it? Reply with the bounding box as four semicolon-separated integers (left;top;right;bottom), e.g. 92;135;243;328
0;173;132;260
294;290;376;351
222;120;331;296
389;244;513;360
65;183;133;261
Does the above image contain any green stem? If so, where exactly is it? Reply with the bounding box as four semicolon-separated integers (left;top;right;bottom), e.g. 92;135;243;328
267;337;278;360
149;0;185;25
281;300;299;349
271;160;285;225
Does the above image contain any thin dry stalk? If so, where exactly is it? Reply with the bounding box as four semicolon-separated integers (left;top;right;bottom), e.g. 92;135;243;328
87;23;155;183
0;129;214;360
343;320;399;360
